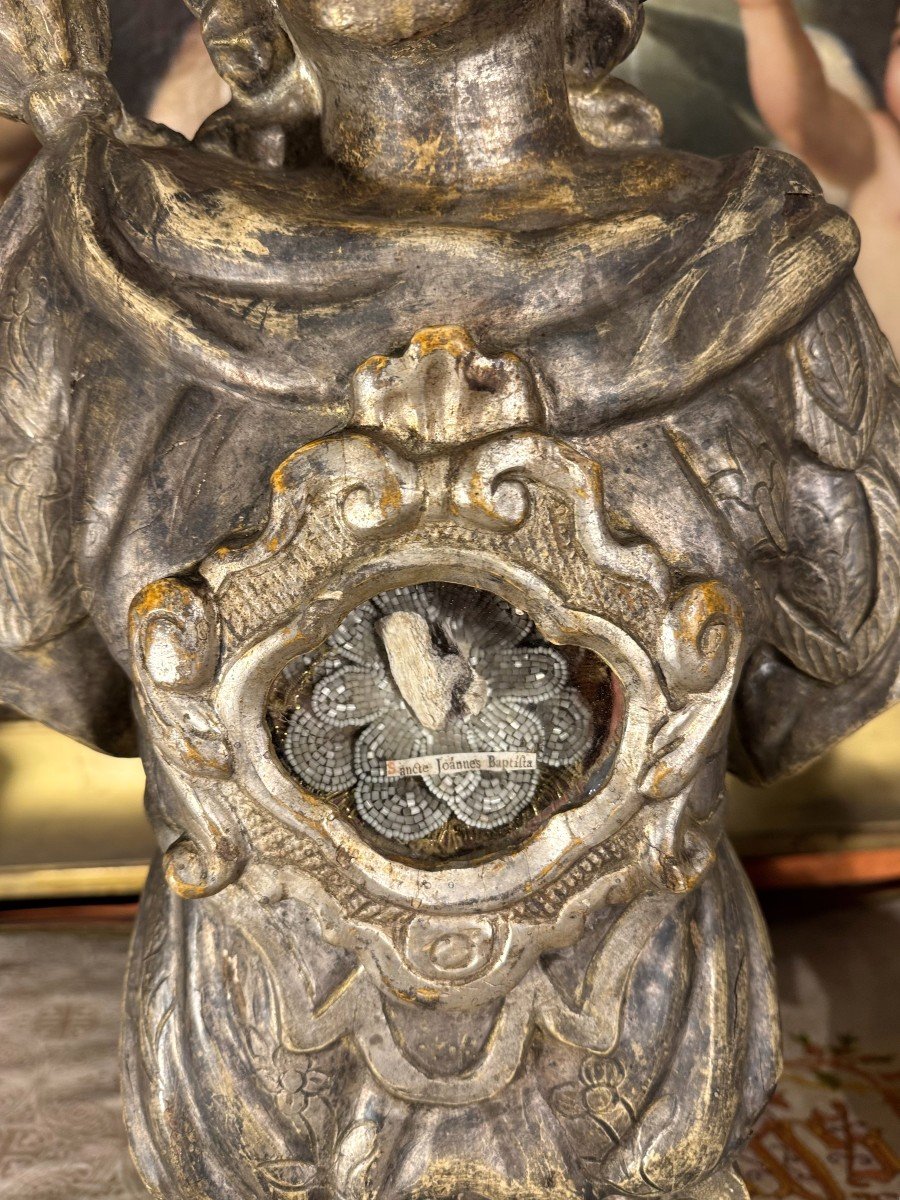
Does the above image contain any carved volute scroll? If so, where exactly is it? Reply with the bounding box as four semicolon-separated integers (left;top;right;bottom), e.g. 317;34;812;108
1;1;896;1198
125;327;764;1198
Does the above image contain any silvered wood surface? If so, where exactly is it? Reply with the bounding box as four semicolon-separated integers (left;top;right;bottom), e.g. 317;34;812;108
0;1;897;1197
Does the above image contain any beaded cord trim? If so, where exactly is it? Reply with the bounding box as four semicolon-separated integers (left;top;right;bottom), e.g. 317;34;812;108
277;584;594;843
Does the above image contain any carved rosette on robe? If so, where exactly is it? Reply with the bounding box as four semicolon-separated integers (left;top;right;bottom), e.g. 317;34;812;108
124;328;778;1200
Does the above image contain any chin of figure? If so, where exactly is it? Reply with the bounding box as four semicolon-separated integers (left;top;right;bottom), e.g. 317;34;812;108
299;0;477;44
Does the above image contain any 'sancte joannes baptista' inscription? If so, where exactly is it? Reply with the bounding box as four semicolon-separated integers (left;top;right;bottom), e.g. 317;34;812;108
386;752;539;779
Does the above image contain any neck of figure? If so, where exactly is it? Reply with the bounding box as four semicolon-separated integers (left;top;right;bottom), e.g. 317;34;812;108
311;0;580;190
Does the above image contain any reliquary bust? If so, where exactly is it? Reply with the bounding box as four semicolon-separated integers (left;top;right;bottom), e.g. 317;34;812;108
0;1;897;1198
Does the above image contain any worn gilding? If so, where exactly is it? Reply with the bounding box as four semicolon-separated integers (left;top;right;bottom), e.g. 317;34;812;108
0;1;897;1198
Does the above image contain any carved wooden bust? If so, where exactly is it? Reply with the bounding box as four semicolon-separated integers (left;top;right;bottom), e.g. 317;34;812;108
1;1;897;1198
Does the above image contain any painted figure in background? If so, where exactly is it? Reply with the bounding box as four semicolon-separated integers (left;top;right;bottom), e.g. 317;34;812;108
615;0;897;161
738;0;900;357
0;1;897;1198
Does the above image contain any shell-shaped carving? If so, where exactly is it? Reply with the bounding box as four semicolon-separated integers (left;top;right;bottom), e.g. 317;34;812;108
352;327;543;456
0;0;113;133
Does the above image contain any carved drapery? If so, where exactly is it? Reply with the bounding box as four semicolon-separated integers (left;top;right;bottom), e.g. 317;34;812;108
125;329;774;1200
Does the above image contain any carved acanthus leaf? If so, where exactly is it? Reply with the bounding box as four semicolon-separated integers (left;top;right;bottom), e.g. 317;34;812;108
0;225;84;650
790;281;886;470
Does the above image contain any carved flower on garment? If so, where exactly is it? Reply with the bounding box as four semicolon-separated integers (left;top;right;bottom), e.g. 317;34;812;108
552;1054;629;1129
279;584;594;843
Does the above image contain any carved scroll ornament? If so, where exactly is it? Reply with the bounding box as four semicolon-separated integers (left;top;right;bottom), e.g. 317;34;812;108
124;330;769;1200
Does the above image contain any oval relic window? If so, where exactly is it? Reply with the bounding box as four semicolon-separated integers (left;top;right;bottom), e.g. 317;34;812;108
266;583;624;864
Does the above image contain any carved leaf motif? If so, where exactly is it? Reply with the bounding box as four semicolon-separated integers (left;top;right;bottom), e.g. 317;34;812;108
141;690;232;778
790;281;886;470
224;926;281;1078
0;228;84;650
667;409;789;561
136;868;177;1066
776;283;900;684
256;1158;317;1194
795;288;868;431
333;1121;380;1199
774;451;900;683
224;924;324;1152
711;428;789;556
779;459;875;646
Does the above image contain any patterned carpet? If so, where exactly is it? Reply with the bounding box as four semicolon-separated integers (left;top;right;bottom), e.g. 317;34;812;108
0;890;897;1200
741;892;900;1199
0;926;145;1200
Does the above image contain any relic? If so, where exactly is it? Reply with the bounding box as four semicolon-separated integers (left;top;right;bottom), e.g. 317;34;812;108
1;1;897;1197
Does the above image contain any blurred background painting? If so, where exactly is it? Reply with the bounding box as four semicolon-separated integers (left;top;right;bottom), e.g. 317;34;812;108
619;0;898;158
0;0;898;902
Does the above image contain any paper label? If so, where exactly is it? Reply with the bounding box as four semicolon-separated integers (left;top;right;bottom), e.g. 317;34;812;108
385;752;538;779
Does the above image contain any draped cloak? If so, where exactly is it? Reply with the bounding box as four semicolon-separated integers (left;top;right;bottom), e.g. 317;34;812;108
0;124;895;781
